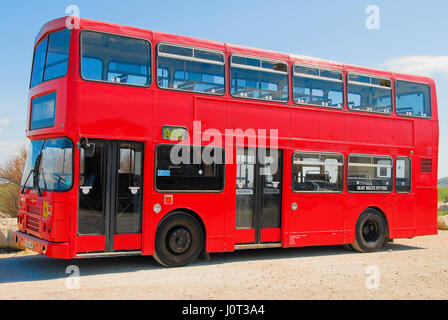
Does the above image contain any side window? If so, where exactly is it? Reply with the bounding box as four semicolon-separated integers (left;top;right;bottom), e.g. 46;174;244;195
155;144;225;192
292;152;344;192
395;80;431;118
396;157;411;193
347;74;392;114
292;65;343;108
347;155;393;192
81;31;151;86
157;43;225;95
230;55;288;102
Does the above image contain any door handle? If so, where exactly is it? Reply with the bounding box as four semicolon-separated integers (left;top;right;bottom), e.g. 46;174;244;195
80;186;92;195
129;186;140;195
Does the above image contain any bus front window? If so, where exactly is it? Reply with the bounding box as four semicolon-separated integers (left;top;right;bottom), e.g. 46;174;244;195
30;28;71;88
21;138;73;192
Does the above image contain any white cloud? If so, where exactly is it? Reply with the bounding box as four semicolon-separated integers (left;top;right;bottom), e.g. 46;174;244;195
382;56;448;77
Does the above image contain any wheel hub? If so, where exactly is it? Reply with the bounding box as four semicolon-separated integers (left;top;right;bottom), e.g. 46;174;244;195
168;227;192;254
362;219;379;242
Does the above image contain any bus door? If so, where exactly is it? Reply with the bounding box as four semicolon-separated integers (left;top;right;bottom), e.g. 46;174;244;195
288;151;345;247
235;148;282;245
77;140;144;254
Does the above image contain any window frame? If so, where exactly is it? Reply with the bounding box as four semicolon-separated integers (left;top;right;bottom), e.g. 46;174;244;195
292;63;344;109
291;150;345;193
395;156;412;194
79;29;152;88
394;79;432;119
154;143;226;193
229;53;289;103
347;72;393;115
156;42;226;96
30;28;71;88
346;154;394;193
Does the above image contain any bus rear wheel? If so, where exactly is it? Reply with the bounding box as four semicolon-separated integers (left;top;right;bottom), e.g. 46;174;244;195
351;209;387;253
153;212;203;267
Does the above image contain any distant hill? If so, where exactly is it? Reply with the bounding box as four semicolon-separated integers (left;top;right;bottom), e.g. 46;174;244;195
439;177;448;187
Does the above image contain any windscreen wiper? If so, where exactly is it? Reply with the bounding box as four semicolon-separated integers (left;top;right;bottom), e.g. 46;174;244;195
20;169;34;194
20;140;46;196
32;140;46;197
33;152;43;197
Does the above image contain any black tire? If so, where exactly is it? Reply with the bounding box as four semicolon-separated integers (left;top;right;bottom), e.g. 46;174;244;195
153;212;203;267
351;208;388;253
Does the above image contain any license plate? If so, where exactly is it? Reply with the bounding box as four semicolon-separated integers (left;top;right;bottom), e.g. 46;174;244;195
24;239;34;249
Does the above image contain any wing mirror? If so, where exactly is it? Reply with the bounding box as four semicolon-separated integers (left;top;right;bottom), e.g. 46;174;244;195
78;137;96;158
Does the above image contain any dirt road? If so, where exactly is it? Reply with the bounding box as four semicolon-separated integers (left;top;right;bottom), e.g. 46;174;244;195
0;231;447;300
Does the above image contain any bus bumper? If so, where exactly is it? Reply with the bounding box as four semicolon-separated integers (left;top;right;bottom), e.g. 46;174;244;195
14;231;71;259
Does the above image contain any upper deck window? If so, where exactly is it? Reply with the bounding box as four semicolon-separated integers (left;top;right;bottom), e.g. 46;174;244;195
292;65;343;108
157;43;225;95
230;55;288;102
395;80;431;118
30;29;70;88
81;31;151;87
347;73;392;114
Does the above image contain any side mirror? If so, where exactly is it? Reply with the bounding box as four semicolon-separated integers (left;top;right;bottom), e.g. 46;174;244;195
78;137;96;158
84;143;96;158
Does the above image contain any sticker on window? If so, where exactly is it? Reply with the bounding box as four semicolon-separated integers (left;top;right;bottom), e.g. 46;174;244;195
157;170;170;176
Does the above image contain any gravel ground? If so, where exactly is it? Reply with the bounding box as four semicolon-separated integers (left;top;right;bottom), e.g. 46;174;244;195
0;231;447;300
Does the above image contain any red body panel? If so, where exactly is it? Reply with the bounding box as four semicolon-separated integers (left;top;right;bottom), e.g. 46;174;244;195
17;17;439;259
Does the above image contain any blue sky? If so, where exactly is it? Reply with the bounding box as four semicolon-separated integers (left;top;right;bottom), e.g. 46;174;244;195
0;0;447;177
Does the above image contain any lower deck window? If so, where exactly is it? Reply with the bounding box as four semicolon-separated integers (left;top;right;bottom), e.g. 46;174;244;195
155;144;225;191
347;155;392;192
395;157;411;193
292;152;344;192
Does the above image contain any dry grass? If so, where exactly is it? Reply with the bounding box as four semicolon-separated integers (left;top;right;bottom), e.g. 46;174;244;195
0;146;27;217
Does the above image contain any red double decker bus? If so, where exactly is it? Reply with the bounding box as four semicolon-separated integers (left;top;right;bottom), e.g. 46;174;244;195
15;17;439;267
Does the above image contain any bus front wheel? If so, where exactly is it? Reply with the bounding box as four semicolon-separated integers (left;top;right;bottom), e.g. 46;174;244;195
153;212;203;267
351;209;388;253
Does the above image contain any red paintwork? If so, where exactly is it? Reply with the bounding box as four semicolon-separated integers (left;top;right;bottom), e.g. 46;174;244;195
16;17;439;259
